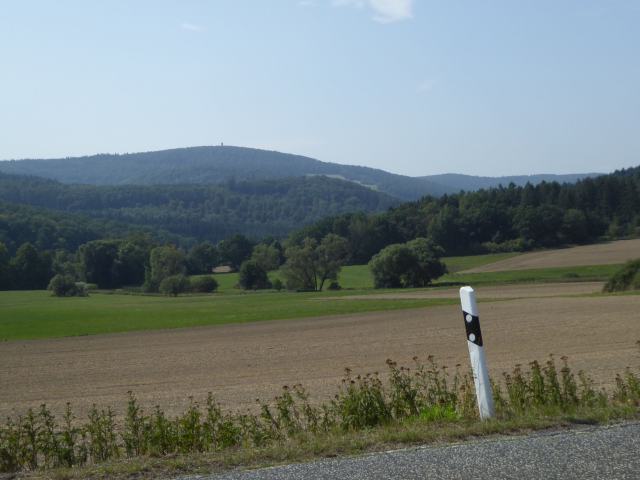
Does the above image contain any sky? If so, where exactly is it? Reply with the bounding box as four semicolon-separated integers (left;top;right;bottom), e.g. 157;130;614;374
0;0;639;177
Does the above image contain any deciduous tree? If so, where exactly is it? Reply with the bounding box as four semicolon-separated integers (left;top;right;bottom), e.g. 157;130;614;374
187;242;219;274
250;243;280;272
218;234;254;270
369;238;446;288
281;234;349;291
11;243;52;290
145;246;186;292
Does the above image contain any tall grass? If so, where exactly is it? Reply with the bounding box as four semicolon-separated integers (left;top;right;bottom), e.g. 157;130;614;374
1;348;639;473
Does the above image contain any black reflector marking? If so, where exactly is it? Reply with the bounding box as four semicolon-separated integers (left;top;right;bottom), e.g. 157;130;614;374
462;311;483;346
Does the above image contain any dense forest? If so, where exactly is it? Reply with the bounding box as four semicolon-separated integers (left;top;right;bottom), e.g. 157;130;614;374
289;166;640;263
0;202;185;255
0;146;597;201
0;173;396;245
1;165;638;292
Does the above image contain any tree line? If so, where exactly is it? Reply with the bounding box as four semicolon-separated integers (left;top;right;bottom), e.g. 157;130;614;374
289;166;640;261
0;233;349;294
0;228;449;295
0;234;251;293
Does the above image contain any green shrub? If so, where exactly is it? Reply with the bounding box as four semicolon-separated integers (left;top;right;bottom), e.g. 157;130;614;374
159;274;190;297
271;278;284;291
419;405;459;422
336;371;391;430
47;274;88;297
481;237;530;253
190;276;218;293
603;259;640;292
86;406;119;462
238;260;271;290
369;238;446;288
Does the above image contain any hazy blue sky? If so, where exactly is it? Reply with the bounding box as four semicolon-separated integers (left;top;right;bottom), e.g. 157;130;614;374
1;1;638;176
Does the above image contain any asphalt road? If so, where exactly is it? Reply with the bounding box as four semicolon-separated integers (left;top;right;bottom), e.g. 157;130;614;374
184;422;640;480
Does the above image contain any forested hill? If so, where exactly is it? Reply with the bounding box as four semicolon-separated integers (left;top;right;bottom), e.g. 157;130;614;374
0;146;599;201
0;146;444;200
0;173;397;245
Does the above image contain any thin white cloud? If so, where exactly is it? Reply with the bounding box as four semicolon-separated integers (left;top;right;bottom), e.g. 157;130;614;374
417;79;435;94
333;0;413;23
180;22;204;32
297;0;317;6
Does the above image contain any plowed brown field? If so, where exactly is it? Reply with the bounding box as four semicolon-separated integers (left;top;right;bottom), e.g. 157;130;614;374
463;238;640;272
1;284;639;420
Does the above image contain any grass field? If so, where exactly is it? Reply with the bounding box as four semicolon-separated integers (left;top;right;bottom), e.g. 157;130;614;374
337;264;373;289
0;253;623;341
438;263;621;286
208;265;360;293
334;261;619;290
208;252;524;293
0;290;456;341
442;252;521;273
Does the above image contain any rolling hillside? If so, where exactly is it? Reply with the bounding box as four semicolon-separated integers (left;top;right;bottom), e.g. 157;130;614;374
0;173;397;244
0;146;600;201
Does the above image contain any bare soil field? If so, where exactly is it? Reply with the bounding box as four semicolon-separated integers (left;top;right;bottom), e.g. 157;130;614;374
1;287;639;420
463;238;640;273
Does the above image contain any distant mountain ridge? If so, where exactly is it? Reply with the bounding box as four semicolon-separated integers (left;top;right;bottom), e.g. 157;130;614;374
0;146;602;200
424;172;603;193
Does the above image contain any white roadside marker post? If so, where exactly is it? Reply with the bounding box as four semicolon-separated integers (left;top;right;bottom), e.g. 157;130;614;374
459;286;495;420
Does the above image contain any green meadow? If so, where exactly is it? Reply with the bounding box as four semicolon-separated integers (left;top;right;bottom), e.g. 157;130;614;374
0;290;457;342
337;256;618;290
438;263;621;286
442;252;520;273
210;252;523;293
0;251;621;342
